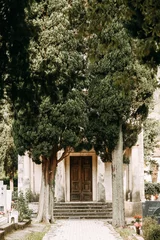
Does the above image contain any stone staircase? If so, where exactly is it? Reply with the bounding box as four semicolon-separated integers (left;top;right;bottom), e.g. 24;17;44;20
53;202;112;219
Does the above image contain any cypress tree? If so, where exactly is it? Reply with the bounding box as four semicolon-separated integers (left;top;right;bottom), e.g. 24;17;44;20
12;0;88;223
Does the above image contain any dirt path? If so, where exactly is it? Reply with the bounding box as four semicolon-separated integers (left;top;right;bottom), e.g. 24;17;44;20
4;221;48;240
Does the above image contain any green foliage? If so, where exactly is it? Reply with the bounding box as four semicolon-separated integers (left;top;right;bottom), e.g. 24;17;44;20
24;225;51;240
14;191;32;222
143;217;160;240
12;189;18;201
124;0;160;67
116;226;137;240
25;189;39;202
144;118;160;163
24;232;46;240
85;3;157;159
0;94;17;178
145;182;160;197
12;0;88;162
0;0;30;99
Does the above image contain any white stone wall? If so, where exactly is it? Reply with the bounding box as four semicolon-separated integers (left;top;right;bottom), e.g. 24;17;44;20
18;153;41;195
18;140;144;211
97;157;106;202
55;160;65;202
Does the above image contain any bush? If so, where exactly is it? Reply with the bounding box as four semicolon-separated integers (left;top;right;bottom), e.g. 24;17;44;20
144;182;160;199
25;189;39;202
12;189;18;201
13;191;32;222
143;217;160;240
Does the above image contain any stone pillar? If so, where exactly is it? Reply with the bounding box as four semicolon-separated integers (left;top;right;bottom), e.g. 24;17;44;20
34;163;42;194
131;144;141;202
104;162;112;201
55;160;65;202
18;155;24;193
130;130;145;202
123;164;129;201
23;153;31;193
97;157;106;202
125;132;144;217
18;153;31;194
138;129;145;202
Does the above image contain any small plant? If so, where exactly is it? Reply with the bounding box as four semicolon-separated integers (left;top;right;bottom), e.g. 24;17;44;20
145;182;160;199
143;217;160;240
25;189;39;202
134;215;142;222
12;189;18;201
24;225;51;240
13;191;32;222
116;226;137;240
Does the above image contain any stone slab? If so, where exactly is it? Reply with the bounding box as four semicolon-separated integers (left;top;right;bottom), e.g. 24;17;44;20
142;201;160;218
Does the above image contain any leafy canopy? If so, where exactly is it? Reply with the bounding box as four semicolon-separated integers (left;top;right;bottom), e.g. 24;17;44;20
12;0;88;162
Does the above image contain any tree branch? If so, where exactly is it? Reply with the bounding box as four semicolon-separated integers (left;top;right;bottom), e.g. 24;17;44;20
57;146;73;164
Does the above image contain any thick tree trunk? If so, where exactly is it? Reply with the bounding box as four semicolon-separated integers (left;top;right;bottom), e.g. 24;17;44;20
112;125;125;227
36;157;50;223
49;154;57;223
36;153;57;223
36;147;70;223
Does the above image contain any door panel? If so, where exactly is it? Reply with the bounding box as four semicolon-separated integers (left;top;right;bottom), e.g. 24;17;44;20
81;157;92;201
70;157;81;201
70;156;92;201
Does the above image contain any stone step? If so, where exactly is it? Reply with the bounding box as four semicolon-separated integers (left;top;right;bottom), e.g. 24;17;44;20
54;203;112;208
53;202;112;219
54;209;112;212
54;215;112;219
0;217;8;226
54;211;112;215
54;205;112;209
54;202;112;205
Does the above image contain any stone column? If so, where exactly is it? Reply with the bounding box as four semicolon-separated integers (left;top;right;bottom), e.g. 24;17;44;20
131;145;140;202
131;130;145;202
104;162;112;201
23;152;30;193
55;160;65;202
138;129;145;201
97;157;106;202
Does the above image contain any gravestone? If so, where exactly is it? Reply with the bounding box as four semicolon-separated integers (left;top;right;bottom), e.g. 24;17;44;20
142;201;160;223
0;181;12;214
0;181;7;213
0;181;10;226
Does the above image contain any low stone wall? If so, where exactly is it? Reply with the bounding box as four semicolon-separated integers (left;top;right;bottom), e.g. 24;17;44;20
125;201;142;218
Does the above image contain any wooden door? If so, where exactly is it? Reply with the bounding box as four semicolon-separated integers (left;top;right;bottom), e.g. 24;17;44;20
70;156;92;201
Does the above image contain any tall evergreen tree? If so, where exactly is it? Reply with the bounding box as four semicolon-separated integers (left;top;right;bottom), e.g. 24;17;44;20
123;0;160;67
12;0;88;223
84;1;157;227
0;94;17;190
0;0;30;99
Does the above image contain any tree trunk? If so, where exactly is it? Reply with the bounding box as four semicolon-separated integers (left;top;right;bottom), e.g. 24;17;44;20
112;124;125;227
49;153;57;223
36;157;50;223
36;147;69;223
36;153;57;223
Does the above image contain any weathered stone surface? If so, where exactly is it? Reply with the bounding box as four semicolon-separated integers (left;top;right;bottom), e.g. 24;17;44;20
125;202;142;217
142;201;160;218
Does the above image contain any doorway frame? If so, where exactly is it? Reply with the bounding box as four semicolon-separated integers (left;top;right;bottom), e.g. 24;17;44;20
65;150;97;202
